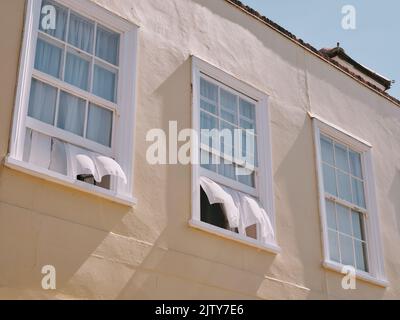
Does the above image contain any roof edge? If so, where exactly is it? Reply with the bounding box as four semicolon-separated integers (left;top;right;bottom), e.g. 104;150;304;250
320;47;391;90
224;0;400;107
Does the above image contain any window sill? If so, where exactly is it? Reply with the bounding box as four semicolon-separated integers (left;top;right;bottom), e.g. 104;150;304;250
323;260;389;288
4;156;137;207
189;219;281;254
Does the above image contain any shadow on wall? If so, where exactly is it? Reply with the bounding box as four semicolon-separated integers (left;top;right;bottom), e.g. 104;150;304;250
0;166;131;299
116;57;278;299
274;112;324;298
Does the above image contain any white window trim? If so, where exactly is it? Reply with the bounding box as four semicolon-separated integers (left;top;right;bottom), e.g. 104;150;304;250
190;56;279;254
6;0;139;206
311;113;388;287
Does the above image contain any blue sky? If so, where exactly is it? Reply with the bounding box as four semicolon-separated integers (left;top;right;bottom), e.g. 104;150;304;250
241;0;400;99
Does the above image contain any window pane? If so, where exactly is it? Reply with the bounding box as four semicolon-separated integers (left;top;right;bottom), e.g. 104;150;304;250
28;79;57;125
218;160;236;181
335;143;349;172
86;104;113;147
323;164;337;196
352;178;366;208
237;168;255;188
326;199;337;230
320;135;334;165
240;118;255;130
200;150;217;172
93;65;117;102
200;78;218;102
220;88;237;125
200;99;217;115
337;204;352;236
339;234;355;266
68;13;94;53
200;112;218;147
220;121;235;156
96;26;120;65
64;52;90;91
57;91;86;136
241;131;257;167
337;171;352;203
239;98;256;122
350;151;363;179
221;108;236;124
328;230;340;263
351;211;363;240
39;0;68;41
354;240;368;272
35;39;62;79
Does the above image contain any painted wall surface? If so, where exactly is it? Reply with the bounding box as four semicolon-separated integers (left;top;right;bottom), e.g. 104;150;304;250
0;0;399;299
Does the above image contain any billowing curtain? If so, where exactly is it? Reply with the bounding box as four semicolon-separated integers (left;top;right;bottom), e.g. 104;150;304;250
28;79;57;125
96;27;120;66
57;91;86;136
200;175;275;244
65;143;126;183
86;103;113;147
240;195;275;243
68;13;94;53
66;143;98;180
34;39;62;78
64;52;90;91
94;156;127;184
200;177;240;229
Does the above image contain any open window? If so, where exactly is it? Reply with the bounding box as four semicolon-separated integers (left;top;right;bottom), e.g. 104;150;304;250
190;57;278;252
7;0;138;205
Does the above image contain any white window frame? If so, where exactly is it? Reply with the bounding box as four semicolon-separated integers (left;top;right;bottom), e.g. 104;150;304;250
190;56;280;254
312;114;388;287
6;0;138;206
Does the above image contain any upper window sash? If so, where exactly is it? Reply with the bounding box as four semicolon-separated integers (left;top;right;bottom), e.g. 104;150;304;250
27;0;122;153
198;73;260;193
320;133;368;213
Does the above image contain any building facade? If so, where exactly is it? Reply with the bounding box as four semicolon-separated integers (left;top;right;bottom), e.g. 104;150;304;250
0;0;399;299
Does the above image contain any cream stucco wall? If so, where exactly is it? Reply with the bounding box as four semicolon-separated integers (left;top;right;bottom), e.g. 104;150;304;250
0;0;399;299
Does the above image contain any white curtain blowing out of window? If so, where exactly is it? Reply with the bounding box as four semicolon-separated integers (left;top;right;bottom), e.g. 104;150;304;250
27;130;127;184
200;176;274;244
